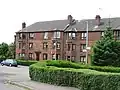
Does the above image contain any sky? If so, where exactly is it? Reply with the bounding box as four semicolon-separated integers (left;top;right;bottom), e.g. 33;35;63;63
0;0;120;44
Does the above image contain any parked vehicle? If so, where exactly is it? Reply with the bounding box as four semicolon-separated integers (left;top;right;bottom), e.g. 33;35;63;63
1;59;18;67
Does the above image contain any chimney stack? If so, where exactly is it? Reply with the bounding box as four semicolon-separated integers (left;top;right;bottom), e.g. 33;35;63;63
68;15;73;24
22;22;26;29
95;15;101;26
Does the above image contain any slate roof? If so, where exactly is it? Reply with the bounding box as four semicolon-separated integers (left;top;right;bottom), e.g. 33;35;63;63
17;17;120;33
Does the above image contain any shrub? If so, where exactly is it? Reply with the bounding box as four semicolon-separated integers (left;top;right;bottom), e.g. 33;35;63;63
29;62;120;90
17;60;38;66
46;60;84;69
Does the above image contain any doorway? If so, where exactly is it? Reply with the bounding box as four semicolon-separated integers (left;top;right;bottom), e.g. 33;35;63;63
35;52;40;61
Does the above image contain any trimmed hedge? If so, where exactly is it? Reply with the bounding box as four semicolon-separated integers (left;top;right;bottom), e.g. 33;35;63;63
17;60;38;66
46;60;84;69
46;60;120;73
29;62;120;90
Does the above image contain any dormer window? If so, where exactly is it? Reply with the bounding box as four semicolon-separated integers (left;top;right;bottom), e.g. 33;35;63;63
53;31;60;38
29;33;34;39
68;32;76;39
44;32;48;39
81;32;86;39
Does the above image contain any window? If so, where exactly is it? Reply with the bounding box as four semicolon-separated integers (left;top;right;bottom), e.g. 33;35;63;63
43;53;48;60
22;43;26;49
115;31;120;40
68;44;71;51
29;33;34;39
72;44;76;51
80;56;86;62
29;53;33;60
43;42;48;49
19;33;22;39
67;56;71;61
71;56;75;62
22;34;26;39
52;54;56;60
29;43;33;49
101;32;104;37
53;42;60;49
53;31;60;38
56;54;60;60
81;32;86;39
44;32;48;39
19;43;21;49
68;32;76;39
81;44;86;52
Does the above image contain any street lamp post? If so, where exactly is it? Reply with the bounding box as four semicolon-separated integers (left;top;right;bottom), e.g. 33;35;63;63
85;21;89;64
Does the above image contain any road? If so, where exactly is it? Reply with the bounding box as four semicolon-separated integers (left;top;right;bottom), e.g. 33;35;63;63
0;65;79;90
0;65;27;90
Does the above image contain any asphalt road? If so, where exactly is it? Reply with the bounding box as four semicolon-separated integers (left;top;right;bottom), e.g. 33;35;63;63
0;65;79;90
0;65;28;90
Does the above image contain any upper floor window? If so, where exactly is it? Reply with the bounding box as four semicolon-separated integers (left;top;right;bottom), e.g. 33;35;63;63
43;42;48;49
72;44;76;51
68;44;71;51
44;32;48;39
29;43;33;49
29;33;34;39
22;43;26;49
81;44;86;51
115;31;120;40
18;33;22;39
101;32;104;37
68;32;76;39
81;32;86;39
19;43;21;49
53;42;60;49
53;31;60;38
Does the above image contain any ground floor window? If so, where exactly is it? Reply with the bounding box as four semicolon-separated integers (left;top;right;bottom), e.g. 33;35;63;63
67;56;71;61
52;54;60;60
29;53;33;60
43;53;48;60
80;56;86;62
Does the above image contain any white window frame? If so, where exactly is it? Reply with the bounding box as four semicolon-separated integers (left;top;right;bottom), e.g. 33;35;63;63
81;32;86;39
29;33;34;38
54;31;60;38
44;32;48;39
80;56;86;62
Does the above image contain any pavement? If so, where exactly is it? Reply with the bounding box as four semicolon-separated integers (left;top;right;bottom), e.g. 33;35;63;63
0;65;79;90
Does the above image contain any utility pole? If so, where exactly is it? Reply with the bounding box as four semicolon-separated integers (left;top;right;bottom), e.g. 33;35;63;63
85;21;88;64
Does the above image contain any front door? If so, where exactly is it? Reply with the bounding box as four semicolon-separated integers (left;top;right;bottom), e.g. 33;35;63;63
35;52;40;61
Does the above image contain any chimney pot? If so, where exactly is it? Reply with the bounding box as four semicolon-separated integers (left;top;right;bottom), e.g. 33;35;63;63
22;22;26;29
95;15;101;26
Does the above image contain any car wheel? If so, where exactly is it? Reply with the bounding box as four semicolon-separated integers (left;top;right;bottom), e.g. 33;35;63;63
9;63;12;67
1;64;4;66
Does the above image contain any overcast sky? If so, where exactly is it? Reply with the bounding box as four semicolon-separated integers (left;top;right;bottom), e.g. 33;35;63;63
0;0;119;44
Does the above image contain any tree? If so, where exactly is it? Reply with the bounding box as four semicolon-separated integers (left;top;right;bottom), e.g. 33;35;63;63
7;43;16;59
91;27;120;66
0;42;9;59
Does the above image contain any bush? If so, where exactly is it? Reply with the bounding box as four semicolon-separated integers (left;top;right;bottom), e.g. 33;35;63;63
17;60;38;66
46;60;84;69
29;62;120;90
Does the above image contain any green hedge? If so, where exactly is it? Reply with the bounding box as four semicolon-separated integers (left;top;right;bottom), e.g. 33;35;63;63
46;60;84;69
17;60;38;66
46;60;120;73
29;62;120;90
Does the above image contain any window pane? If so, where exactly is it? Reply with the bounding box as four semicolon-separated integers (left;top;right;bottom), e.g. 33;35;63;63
44;32;48;39
54;32;60;38
81;32;86;39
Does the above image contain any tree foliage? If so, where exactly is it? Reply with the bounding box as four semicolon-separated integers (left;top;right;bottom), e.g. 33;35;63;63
0;42;15;60
91;27;120;66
